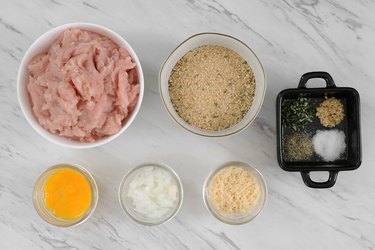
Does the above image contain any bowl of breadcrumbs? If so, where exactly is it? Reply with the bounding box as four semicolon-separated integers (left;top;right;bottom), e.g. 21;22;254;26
159;33;266;137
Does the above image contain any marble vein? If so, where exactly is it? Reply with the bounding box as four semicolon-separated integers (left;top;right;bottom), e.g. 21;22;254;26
0;0;375;249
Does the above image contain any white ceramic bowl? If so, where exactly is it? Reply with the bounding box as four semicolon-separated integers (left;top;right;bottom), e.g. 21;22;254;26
17;23;144;148
159;33;266;137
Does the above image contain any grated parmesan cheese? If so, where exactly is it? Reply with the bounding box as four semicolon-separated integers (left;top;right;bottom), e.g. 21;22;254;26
208;166;260;214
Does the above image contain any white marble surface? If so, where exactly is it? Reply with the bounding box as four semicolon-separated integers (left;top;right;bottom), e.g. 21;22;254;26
1;0;374;249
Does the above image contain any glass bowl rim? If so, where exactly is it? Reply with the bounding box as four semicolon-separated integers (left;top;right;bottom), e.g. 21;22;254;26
118;162;184;226
202;161;268;225
32;163;99;227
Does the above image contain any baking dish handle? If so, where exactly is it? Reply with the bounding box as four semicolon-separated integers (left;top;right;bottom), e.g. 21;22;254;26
300;171;338;188
298;72;336;88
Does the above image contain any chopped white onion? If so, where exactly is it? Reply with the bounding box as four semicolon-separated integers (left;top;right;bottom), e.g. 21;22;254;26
126;166;178;219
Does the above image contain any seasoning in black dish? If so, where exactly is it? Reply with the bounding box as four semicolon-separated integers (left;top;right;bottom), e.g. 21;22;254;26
276;71;362;188
312;129;346;162
281;96;313;131
316;96;345;127
283;132;313;161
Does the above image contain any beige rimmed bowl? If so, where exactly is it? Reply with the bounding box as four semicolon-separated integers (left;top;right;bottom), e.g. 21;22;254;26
159;32;266;137
32;163;98;227
17;22;144;148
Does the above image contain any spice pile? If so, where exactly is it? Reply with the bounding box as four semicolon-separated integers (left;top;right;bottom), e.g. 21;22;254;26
281;97;313;131
316;97;345;127
284;133;314;161
312;130;346;161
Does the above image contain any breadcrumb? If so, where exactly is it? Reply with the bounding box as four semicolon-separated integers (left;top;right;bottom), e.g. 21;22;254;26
168;45;256;131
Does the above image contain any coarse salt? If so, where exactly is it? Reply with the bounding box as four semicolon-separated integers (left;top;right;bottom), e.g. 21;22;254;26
312;130;346;162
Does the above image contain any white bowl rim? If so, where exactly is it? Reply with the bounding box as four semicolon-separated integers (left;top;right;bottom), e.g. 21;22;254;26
17;22;144;149
159;32;267;137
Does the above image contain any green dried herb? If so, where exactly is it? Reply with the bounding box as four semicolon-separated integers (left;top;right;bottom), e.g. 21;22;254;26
282;97;313;131
284;133;314;161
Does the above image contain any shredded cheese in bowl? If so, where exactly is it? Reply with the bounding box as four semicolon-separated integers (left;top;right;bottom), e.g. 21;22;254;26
208;166;260;214
204;163;267;224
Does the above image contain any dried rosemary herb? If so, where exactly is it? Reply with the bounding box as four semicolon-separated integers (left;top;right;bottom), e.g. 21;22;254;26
284;133;314;161
282;97;313;131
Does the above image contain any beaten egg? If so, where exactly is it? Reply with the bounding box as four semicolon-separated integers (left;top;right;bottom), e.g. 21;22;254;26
44;168;92;220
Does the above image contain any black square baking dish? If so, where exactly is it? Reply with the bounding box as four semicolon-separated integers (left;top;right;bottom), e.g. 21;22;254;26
276;72;362;188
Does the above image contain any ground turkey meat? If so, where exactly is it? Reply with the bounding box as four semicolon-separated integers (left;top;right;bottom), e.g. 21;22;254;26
27;28;139;142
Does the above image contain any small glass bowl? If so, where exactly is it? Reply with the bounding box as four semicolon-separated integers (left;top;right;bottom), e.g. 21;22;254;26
203;161;267;225
118;163;183;226
32;163;99;227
